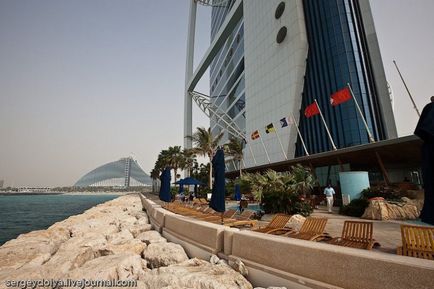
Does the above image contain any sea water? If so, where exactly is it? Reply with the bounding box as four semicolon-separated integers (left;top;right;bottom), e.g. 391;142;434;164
0;194;119;245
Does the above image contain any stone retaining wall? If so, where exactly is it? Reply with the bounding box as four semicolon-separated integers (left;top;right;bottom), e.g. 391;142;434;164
140;193;434;289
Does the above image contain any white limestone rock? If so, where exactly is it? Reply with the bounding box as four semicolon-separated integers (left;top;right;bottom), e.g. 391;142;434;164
67;253;148;281
230;258;248;277
128;224;153;238
139;258;253;289
210;254;220;265
143;242;188;269
42;232;111;278
107;229;134;245
0;227;70;271
106;238;147;255
136;230;167;245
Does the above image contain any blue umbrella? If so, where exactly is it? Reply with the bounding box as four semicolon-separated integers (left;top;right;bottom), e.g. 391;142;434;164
210;148;225;213
234;183;241;201
159;168;172;202
182;177;205;186
174;179;185;185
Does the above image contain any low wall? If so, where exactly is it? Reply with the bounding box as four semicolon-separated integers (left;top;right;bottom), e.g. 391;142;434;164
230;231;434;289
140;194;434;289
163;214;225;260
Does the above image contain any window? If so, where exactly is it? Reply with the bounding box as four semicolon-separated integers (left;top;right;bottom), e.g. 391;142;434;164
275;2;285;19
276;26;287;44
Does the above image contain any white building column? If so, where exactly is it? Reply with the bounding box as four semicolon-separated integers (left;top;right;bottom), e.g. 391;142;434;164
184;0;197;150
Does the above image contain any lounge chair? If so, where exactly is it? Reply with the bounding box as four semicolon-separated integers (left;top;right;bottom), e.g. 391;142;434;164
285;217;331;241
397;224;434;260
252;213;292;234
327;221;380;250
221;210;256;227
198;208;237;222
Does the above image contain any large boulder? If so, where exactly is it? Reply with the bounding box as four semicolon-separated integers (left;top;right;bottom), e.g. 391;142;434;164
138;258;252;289
362;198;421;220
106;239;147;255
67;254;148;281
143;242;188;269
0;227;70;271
136;231;167;245
42;233;110;278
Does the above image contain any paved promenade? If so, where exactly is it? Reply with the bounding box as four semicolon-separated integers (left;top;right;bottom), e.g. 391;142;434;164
148;193;433;254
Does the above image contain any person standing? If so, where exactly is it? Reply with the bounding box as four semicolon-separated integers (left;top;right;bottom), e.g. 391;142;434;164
323;184;336;213
414;96;434;225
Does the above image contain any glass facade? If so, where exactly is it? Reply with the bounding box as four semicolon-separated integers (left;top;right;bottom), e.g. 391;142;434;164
296;0;388;156
210;0;246;153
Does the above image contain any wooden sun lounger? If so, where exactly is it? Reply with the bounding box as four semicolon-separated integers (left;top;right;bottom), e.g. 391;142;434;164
198;209;237;221
327;221;380;250
252;214;292;234
285;217;331;241
397;224;434;260
222;210;257;227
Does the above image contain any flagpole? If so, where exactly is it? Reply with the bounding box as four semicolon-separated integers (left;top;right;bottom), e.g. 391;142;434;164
314;99;337;151
291;113;309;156
246;141;257;165
347;83;376;143
274;127;288;160
258;132;271;163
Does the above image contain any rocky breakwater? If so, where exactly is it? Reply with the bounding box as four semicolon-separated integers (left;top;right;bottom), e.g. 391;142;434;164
0;194;254;289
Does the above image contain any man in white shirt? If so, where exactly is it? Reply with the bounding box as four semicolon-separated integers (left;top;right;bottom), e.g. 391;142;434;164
323;184;335;213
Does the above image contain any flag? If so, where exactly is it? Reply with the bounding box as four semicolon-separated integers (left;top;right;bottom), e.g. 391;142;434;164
304;102;320;118
280;117;288;128
251;130;260;140
330;87;352;106
265;123;276;134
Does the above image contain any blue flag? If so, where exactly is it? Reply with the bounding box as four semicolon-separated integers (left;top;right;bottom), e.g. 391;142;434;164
280;117;288;128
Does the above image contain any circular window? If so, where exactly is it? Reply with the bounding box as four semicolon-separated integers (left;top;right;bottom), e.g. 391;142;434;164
275;2;285;19
276;26;287;44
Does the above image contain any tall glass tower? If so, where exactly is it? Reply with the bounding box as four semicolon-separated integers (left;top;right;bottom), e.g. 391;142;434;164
184;0;397;170
209;1;246;150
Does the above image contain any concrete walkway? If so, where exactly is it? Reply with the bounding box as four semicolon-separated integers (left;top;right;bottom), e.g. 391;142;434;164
145;193;426;255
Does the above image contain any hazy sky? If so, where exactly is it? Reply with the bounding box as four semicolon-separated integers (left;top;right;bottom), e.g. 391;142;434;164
0;0;433;187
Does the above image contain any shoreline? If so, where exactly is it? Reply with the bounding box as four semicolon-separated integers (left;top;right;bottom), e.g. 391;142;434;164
0;191;136;196
0;193;253;289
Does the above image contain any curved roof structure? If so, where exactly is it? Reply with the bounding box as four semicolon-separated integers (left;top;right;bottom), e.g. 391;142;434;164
74;157;152;187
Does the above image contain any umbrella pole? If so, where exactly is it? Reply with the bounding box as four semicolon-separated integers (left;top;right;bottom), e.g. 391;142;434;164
221;212;224;225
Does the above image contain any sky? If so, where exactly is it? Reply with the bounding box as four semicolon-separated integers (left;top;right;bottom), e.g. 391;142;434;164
0;0;433;187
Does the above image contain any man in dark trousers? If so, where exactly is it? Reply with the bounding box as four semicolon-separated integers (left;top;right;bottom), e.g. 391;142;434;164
414;96;434;224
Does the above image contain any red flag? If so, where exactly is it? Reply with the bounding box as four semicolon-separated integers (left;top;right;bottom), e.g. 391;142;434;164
304;102;320;118
330;87;352;106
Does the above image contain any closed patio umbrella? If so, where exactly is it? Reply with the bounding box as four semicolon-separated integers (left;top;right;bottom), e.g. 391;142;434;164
210;148;226;223
234;183;241;201
159;168;172;202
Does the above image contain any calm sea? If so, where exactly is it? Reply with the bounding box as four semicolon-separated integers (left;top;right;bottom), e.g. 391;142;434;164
0;194;119;245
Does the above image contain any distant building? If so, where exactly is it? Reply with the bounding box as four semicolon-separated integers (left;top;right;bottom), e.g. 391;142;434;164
74;157;152;187
0;180;4;188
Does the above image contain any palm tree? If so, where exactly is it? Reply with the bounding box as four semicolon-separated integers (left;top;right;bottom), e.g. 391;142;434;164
225;137;244;177
182;148;196;176
290;164;316;198
164;146;184;183
188;127;224;188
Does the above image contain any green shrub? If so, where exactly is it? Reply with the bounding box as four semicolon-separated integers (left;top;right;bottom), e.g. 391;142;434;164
360;187;400;201
339;199;369;217
241;165;316;216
